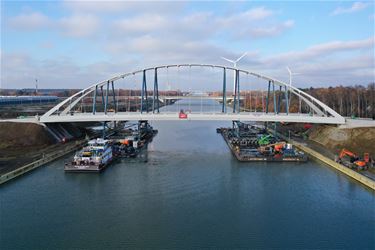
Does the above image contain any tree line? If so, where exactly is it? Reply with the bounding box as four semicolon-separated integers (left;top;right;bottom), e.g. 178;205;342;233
212;83;375;119
302;83;375;119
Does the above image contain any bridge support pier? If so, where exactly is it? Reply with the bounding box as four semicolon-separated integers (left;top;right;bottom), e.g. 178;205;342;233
233;70;237;113
100;86;104;112
104;81;109;114
233;69;240;113
285;86;289;115
111;81;117;113
277;86;282;114
273;81;277;114
266;80;271;114
222;68;226;113
93;85;97;114
141;70;149;113
153;68;160;113
236;70;241;113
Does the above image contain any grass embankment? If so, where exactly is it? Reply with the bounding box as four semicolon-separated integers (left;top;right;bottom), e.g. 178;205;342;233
0;122;55;175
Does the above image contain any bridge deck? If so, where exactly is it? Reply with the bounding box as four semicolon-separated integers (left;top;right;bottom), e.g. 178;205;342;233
39;112;345;124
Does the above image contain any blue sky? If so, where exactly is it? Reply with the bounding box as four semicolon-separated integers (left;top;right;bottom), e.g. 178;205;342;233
1;0;374;89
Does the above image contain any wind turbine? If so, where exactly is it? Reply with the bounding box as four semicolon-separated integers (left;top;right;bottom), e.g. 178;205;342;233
286;66;301;109
221;52;247;95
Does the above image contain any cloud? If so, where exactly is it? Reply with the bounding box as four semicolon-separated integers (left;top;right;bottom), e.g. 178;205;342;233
8;12;50;31
252;37;375;86
59;14;99;38
217;7;293;39
264;36;374;64
290;55;374;86
248;20;294;38
7;12;99;38
331;2;370;15
3;3;373;89
63;0;185;14
219;6;273;26
0;52;130;89
113;14;168;34
39;41;54;49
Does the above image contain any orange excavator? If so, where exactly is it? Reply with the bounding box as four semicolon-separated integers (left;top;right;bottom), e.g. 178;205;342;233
336;149;369;170
258;142;286;155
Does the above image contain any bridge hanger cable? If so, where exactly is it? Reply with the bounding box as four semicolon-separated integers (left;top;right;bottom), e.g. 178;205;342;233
117;81;119;112
167;67;170;113
247;73;250;112
211;66;214;113
256;89;258;113
127;77;130;112
262;89;265;114
177;66;180;113
298;86;302;114
215;66;218;113
189;66;191;113
200;72;203;113
249;74;252;112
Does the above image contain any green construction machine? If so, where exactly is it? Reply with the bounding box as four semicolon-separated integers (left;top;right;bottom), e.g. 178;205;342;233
258;134;272;146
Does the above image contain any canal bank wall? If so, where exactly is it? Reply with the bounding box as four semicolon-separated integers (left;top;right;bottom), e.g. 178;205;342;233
292;142;375;191
0;140;86;185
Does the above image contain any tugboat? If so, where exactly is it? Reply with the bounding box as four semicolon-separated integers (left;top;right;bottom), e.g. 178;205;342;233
65;138;113;172
112;137;137;158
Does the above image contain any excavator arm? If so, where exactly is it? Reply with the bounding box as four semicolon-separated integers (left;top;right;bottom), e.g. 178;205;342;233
339;149;357;159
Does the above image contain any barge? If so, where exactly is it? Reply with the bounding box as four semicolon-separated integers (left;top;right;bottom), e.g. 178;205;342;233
219;123;307;162
65;121;158;172
65;138;113;172
111;121;158;158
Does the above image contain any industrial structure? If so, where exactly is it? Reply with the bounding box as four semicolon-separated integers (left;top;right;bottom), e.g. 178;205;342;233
38;64;345;124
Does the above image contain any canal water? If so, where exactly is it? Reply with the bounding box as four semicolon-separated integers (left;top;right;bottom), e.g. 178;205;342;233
1;100;374;249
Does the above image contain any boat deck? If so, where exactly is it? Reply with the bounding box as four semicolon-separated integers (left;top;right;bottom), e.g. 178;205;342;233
64;163;107;172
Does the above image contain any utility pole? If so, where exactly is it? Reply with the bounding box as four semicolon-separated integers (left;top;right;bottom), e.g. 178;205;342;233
35;79;38;95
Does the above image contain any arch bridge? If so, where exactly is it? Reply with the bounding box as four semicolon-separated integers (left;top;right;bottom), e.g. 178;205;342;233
40;64;345;124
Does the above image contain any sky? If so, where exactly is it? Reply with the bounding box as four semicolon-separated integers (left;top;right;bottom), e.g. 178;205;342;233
1;0;374;90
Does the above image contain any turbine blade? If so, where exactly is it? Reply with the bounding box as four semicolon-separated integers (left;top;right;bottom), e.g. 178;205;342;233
221;57;235;63
286;66;291;74
235;52;248;62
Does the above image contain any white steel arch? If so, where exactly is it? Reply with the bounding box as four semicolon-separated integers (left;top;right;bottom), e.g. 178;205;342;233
40;64;345;124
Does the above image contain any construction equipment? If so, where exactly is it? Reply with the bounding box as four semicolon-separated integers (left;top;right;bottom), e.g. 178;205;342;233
258;134;272;146
258;146;273;156
336;149;368;170
258;142;287;155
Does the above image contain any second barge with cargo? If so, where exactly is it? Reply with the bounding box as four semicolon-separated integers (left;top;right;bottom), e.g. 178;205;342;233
218;122;307;162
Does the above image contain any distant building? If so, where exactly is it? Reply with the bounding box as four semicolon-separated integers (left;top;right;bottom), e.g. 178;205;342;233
0;96;58;106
